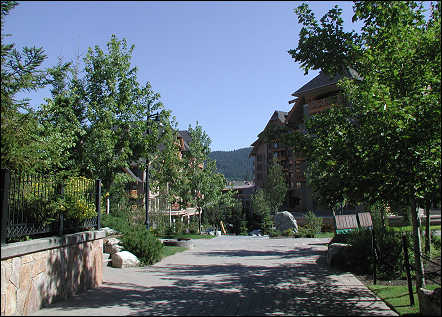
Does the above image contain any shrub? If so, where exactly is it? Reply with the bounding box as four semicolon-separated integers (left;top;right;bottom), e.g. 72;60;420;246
376;229;405;280
282;228;295;237
149;211;171;236
128;205;147;226
240;220;249;236
20;175;97;227
109;173;133;211
268;228;281;238
189;216;199;234
174;217;185;235
304;210;323;235
160;225;174;238
23;196;59;226
102;213;163;266
62;196;96;224
346;228;374;273
101;214;131;233
328;233;350;245
344;227;405;279
120;225;163;265
431;233;441;249
321;222;334;233
295;226;315;238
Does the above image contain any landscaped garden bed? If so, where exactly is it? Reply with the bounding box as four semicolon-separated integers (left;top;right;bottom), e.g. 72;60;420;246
329;221;441;316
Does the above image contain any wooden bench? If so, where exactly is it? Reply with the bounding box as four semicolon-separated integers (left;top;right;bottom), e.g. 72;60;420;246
333;211;379;284
357;212;373;229
334;214;358;234
334;212;373;234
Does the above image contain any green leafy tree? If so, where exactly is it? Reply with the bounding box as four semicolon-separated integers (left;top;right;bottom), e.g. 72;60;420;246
1;1;53;172
287;2;440;308
1;2;85;175
250;188;272;234
149;116;183;209
178;123;235;232
80;35;166;195
264;157;288;215
36;60;86;177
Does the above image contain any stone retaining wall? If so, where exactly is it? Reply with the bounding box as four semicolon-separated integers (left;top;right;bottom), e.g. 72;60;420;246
1;230;105;316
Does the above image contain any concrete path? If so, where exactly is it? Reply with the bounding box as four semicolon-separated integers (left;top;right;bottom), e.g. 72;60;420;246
31;236;397;316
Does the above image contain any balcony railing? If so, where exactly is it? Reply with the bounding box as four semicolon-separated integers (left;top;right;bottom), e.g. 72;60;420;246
309;94;343;114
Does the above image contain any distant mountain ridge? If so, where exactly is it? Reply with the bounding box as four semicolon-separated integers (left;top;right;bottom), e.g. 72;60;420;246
209;147;254;181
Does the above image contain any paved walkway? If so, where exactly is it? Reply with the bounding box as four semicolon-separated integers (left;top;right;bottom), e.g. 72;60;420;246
31;236;397;316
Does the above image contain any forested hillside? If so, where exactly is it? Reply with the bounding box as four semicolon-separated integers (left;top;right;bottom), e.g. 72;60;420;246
209;147;254;181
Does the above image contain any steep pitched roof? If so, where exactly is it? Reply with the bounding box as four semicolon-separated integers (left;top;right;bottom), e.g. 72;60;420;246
260;110;288;136
275;110;289;123
250;110;288;155
292;67;362;97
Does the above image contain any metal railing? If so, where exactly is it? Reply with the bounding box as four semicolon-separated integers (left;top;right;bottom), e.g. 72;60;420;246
1;169;101;244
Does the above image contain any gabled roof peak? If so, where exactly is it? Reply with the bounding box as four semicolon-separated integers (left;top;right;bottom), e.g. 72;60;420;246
292;67;362;97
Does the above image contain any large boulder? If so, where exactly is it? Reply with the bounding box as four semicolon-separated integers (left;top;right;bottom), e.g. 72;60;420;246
111;251;140;268
419;287;441;316
327;243;352;267
101;227;120;236
249;229;262;236
274;211;298;233
104;237;123;254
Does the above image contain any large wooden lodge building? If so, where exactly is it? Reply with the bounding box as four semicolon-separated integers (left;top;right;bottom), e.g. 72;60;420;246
249;68;361;213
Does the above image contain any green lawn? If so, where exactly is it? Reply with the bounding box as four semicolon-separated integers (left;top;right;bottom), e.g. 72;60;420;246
389;225;441;232
157;233;216;240
368;284;439;316
159;234;217;259
160;245;187;259
315;232;334;238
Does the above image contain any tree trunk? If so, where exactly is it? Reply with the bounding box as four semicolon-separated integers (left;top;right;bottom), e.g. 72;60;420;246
106;195;110;215
410;199;425;314
424;201;431;255
380;206;385;229
104;182;111;215
198;207;202;234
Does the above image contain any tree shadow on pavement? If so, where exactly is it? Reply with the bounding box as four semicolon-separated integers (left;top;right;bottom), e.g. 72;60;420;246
34;245;395;316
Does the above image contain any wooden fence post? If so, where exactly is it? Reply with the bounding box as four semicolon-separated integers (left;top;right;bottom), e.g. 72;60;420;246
96;179;101;230
1;169;10;244
402;233;415;306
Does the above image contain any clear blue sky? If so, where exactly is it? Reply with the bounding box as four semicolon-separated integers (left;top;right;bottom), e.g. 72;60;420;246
6;1;360;151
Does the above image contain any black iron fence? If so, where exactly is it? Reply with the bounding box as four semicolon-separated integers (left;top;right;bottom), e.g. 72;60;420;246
1;169;101;244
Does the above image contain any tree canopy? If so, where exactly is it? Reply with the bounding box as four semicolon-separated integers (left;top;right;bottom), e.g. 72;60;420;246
180;123;234;212
1;1;61;173
287;0;440;304
263;158;288;215
284;1;441;210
